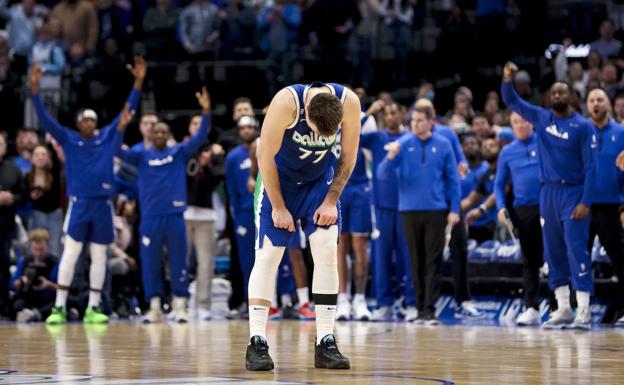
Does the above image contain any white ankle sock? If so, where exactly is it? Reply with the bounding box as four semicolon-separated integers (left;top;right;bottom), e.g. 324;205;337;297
337;293;349;303
554;285;571;310
281;293;293;307
55;289;68;309
315;305;336;344
150;297;161;311
353;293;365;303
249;305;269;340
576;291;590;309
297;287;310;305
87;243;107;308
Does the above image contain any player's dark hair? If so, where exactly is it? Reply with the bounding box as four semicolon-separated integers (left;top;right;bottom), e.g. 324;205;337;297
307;93;343;136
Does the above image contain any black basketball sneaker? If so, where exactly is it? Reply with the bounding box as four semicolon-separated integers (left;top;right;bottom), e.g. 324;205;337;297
314;334;350;369
246;336;274;371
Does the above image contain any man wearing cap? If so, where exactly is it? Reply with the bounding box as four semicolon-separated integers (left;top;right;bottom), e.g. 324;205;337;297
30;57;146;325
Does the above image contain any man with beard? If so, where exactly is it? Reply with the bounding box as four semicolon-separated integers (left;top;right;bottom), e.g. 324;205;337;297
586;88;624;324
495;112;544;326
502;62;597;330
461;139;501;238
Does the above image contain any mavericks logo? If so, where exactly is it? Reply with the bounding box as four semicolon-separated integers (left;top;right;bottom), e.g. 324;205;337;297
148;155;174;167
292;130;336;147
545;125;569;140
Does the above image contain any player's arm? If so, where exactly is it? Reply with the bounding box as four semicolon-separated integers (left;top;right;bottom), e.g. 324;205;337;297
465;193;496;225
112;57;147;133
460;190;483;212
29;65;68;144
314;89;361;226
501;62;549;127
494;151;511;223
181;87;212;158
258;88;298;232
572;123;597;220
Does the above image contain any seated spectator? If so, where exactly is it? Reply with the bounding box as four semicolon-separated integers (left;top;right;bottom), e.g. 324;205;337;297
567;61;589;99
26;144;63;258
0;134;25;317
143;0;180;61
179;0;221;57
49;0;99;55
11;229;58;322
614;93;624;124
471;113;495;141
24;24;66;129
591;19;622;59
484;95;504;126
0;0;48;74
13;128;39;174
109;199;138;319
601;62;623;100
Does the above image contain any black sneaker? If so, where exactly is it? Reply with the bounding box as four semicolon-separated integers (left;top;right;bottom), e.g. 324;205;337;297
314;334;350;369
245;336;274;371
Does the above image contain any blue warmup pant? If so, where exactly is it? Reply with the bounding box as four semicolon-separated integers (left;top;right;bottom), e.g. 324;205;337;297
140;214;190;301
540;183;593;294
373;207;416;307
234;209;255;300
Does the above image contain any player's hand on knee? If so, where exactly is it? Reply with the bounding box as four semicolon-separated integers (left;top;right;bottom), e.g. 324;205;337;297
571;203;590;220
313;201;337;226
272;207;296;232
616;150;624;171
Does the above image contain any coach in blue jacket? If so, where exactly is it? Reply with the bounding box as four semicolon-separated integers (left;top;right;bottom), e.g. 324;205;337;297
379;105;461;324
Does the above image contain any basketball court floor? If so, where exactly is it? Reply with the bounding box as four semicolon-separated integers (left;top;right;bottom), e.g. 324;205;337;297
0;321;623;385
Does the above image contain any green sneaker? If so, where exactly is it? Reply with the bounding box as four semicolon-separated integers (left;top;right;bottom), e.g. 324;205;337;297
83;307;109;324
46;307;67;325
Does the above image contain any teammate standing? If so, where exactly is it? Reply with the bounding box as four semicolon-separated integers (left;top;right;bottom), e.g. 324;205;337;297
30;57;146;325
246;82;360;370
502;62;597;330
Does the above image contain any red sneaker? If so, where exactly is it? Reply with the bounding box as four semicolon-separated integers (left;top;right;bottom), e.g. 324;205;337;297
298;303;316;320
268;306;281;320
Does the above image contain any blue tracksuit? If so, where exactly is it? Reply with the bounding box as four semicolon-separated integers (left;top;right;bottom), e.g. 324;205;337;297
341;147;372;234
502;82;597;293
360;129;415;307
379;132;460;213
593;120;624;204
433;124;468;167
32;89;140;244
494;133;541;211
117;113;210;301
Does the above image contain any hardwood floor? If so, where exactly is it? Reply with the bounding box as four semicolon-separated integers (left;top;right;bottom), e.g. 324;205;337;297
0;320;623;384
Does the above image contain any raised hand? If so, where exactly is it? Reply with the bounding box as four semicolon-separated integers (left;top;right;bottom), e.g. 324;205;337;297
196;86;211;113
127;56;147;80
503;62;519;83
117;103;135;132
29;64;43;94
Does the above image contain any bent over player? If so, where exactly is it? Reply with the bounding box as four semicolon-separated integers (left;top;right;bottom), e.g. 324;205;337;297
246;82;361;370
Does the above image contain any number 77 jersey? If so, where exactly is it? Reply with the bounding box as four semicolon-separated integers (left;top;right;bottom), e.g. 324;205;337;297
274;82;347;184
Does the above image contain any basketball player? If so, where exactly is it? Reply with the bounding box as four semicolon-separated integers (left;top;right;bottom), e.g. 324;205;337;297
246;82;361;370
116;87;211;324
30;57;146;325
502;62;597;330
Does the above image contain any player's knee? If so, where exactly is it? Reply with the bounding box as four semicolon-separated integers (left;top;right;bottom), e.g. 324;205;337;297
254;237;285;270
89;243;107;262
61;236;84;263
309;226;339;266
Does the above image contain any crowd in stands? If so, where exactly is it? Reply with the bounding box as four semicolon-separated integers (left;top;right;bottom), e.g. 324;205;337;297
0;0;623;324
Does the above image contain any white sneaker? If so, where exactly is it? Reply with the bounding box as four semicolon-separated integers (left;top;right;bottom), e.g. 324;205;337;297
336;297;351;321
371;306;393;322
543;307;574;329
457;301;484;318
172;297;189;324
569;307;591;330
17;308;40;323
143;308;164;324
616;313;624;326
404;306;418;322
516;308;541;326
352;297;371;321
197;308;212;321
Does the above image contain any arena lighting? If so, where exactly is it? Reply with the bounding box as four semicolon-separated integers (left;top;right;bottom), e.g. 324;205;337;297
544;43;591;59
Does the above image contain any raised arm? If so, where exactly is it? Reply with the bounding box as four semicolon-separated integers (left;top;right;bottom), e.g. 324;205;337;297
110;57;147;133
314;89;361;226
30;65;68;144
501;62;549;126
181;87;212;159
258;88;299;232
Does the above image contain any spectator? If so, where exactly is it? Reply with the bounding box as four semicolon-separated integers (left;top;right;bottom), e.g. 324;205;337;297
24;24;66;129
258;0;301;92
49;0;99;54
218;0;257;59
0;53;22;134
601;63;622;100
484;96;504;126
614;93;624;123
514;70;540;105
471;113;495;142
0;0;48;74
96;0;133;54
13;128;39;175
567;61;589;99
26;144;63;259
350;0;385;88
179;0;221;57
382;0;413;83
0;134;25;317
143;0;180;61
591;19;622;59
11;229;58;322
